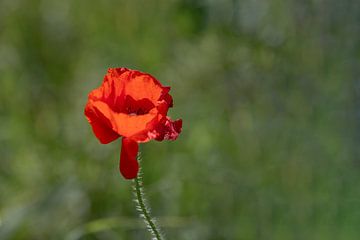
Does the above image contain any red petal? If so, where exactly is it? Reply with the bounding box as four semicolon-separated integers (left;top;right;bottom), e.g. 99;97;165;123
88;68;128;112
91;68;166;109
91;100;161;138
159;86;173;107
151;117;183;141
124;72;165;105
162;118;182;140
119;138;139;179
84;102;119;144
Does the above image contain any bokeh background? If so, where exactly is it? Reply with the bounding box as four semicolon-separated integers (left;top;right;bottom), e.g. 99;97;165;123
1;0;360;239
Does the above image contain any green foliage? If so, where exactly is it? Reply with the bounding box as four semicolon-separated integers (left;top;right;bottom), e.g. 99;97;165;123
1;0;360;239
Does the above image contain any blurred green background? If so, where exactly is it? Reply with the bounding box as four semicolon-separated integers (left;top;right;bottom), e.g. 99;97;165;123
1;0;360;239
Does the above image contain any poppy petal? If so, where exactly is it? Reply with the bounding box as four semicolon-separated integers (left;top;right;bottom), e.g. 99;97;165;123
84;102;119;144
91;100;164;138
159;86;173;107
162;118;182;140
151;117;182;141
120;137;139;179
92;68;165;107
124;101;170;142
124;72;164;104
88;69;127;112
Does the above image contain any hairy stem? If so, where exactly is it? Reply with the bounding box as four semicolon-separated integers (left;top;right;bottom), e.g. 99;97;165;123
133;166;164;240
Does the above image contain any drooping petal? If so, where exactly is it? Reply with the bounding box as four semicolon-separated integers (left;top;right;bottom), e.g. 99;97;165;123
120;137;139;179
150;117;182;141
161;118;182;140
84;102;119;144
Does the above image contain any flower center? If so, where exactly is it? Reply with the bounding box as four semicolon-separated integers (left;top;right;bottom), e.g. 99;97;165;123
123;95;155;116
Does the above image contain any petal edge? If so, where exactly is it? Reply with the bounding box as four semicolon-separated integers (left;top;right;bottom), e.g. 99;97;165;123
84;102;119;144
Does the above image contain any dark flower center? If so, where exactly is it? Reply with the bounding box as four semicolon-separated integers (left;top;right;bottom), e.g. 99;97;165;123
123;95;155;116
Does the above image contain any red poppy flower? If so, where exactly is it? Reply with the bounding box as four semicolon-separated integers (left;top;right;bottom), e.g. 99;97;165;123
85;68;182;179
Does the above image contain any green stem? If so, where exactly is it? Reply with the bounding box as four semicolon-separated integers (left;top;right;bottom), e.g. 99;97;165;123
133;167;164;240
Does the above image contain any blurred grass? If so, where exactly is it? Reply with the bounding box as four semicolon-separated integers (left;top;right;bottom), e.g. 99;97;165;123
1;0;360;239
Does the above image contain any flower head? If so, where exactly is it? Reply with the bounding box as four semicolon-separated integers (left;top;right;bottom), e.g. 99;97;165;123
85;68;182;179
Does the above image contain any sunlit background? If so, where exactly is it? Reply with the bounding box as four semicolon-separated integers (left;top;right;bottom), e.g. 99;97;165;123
1;0;360;239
